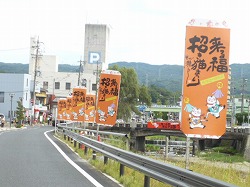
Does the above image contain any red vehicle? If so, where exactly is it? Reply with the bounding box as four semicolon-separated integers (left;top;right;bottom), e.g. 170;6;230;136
147;120;181;130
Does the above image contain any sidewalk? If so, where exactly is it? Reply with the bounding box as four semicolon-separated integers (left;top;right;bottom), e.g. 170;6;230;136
0;122;27;131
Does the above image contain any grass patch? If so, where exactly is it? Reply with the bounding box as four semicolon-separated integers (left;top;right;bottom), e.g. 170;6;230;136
145;144;161;152
188;161;250;187
197;147;245;163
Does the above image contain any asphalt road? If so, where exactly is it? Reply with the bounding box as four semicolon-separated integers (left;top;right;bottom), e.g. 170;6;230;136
0;126;121;187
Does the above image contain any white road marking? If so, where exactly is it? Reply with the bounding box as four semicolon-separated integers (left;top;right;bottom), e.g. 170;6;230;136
44;130;103;187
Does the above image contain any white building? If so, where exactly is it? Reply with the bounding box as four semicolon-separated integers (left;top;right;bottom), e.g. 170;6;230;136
0;24;110;122
0;73;31;120
29;24;110;98
28;24;110;118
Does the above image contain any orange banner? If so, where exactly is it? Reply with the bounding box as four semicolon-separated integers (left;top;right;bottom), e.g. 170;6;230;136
96;70;121;125
72;87;87;121
66;96;73;121
57;98;67;120
85;94;96;123
181;23;230;138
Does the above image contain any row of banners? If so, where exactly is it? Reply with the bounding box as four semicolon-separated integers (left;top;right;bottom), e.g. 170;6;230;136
57;19;230;139
57;70;121;126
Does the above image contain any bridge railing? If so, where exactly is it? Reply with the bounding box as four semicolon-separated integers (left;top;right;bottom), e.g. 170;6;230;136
58;125;236;187
226;126;250;134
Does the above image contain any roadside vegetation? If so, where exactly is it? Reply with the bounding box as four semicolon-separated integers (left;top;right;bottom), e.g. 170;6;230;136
56;133;250;187
197;146;246;163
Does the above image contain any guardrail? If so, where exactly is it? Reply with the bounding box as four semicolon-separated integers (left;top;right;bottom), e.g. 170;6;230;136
57;125;236;187
226;126;250;134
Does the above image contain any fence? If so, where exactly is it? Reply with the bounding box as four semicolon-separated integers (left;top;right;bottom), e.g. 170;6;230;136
57;124;236;187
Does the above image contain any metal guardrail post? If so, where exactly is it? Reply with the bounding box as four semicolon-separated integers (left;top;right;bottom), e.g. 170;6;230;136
120;164;124;176
104;156;108;164
144;176;150;187
74;140;76;147
78;142;81;149
84;146;88;155
92;150;96;160
67;136;70;141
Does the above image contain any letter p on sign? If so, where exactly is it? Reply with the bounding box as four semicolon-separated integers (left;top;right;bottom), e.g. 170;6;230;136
89;52;101;64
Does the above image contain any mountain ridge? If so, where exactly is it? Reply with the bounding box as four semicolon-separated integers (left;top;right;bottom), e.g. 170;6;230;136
1;61;250;95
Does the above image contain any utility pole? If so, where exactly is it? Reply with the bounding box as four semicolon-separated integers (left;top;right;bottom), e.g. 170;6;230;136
9;93;15;128
78;59;85;86
31;37;42;124
247;98;250;124
241;78;248;113
230;84;236;127
94;62;100;123
94;61;102;138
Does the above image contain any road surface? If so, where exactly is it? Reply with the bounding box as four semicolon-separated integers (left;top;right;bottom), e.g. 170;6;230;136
0;125;121;187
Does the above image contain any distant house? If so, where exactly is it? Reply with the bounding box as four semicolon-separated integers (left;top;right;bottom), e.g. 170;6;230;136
0;73;31;120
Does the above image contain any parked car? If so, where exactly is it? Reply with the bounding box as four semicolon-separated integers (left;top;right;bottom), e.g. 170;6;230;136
0;113;5;127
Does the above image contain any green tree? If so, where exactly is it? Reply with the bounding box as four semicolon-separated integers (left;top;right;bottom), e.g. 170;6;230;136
139;85;151;106
16;100;25;126
235;112;248;125
109;65;141;121
148;85;172;105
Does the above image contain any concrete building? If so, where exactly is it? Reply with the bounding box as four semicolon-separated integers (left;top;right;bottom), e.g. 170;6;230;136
83;24;110;74
29;24;110;98
28;24;110;118
0;73;31;120
0;24;110;122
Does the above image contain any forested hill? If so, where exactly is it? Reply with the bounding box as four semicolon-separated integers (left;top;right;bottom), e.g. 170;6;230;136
109;62;250;95
1;61;250;95
0;62;79;74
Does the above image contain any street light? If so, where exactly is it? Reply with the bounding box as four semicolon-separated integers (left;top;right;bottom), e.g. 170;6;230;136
9;93;15;128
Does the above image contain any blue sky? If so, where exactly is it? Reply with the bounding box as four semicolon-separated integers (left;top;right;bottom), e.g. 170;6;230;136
0;0;249;66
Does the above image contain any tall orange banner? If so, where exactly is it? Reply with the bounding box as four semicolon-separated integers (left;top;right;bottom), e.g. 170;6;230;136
66;96;73;120
85;94;95;123
57;98;67;120
181;20;230;138
72;87;87;121
96;70;121;125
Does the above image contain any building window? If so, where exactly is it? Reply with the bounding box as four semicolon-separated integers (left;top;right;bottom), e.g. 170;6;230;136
55;82;60;89
81;79;87;87
92;84;97;91
43;81;48;90
26;78;29;87
0;92;4;103
66;82;71;90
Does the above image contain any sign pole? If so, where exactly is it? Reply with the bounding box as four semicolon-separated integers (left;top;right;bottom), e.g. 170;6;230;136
185;137;190;170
